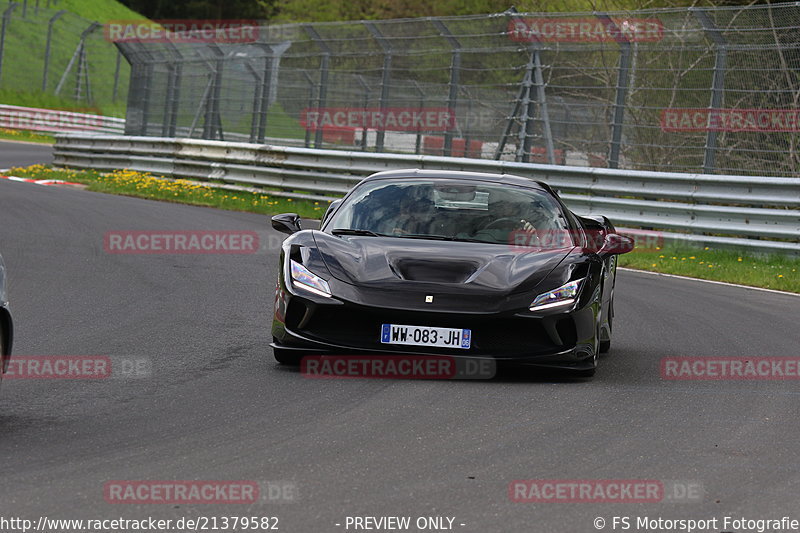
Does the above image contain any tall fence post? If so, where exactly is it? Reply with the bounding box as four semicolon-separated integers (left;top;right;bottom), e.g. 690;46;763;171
162;42;182;138
42;9;67;92
692;8;727;175
596;13;631;169
55;21;101;100
365;22;392;153
532;46;555;164
301;71;316;148
412;81;425;154
0;3;19;84
254;50;274;143
517;54;536;162
202;45;224;140
304;25;331;149
431;19;461;157
115;42;152;136
112;48;122;101
251;42;289;144
124;64;152;135
246;61;262;144
356;75;370;150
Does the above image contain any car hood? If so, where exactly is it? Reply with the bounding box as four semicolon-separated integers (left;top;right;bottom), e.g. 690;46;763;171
313;232;572;295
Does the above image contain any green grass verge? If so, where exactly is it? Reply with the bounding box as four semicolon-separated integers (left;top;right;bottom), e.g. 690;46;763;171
0;128;55;144
7;165;329;219
619;246;800;293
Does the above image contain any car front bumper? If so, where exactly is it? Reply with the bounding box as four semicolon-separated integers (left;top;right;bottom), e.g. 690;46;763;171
272;285;599;371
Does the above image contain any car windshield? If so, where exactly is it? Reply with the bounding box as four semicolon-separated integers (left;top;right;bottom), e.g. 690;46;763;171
325;178;573;248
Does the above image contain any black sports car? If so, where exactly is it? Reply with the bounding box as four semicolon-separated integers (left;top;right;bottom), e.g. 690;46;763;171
270;169;633;377
0;252;13;388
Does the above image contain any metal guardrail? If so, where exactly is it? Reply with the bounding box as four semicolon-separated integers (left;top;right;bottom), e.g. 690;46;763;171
0;104;125;134
53;134;800;254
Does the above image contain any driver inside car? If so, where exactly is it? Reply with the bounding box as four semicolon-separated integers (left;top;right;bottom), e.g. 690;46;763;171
472;188;540;245
377;187;433;235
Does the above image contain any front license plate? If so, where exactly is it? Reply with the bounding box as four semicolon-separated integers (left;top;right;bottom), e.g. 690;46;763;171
380;324;471;349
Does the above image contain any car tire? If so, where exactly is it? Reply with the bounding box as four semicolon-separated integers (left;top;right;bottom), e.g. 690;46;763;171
599;288;614;354
0;323;5;374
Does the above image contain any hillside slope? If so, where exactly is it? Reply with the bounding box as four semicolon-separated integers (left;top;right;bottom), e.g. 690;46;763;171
0;0;146;115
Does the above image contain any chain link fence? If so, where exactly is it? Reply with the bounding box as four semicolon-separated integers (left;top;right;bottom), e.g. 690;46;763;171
116;3;800;177
0;1;128;113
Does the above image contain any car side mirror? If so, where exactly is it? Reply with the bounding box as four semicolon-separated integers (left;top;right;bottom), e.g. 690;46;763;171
271;213;302;235
599;233;634;256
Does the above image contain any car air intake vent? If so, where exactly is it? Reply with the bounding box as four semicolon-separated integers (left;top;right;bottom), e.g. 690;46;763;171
391;258;478;283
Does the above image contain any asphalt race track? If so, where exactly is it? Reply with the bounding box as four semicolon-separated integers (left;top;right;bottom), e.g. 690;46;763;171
1;141;799;532
0;140;54;168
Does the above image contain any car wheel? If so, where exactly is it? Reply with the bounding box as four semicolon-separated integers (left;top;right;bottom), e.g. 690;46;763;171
599;289;613;353
0;323;5;374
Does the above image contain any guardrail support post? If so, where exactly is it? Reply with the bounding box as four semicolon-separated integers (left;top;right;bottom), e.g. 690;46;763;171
596;13;631;169
365;22;392;153
692;8;727;175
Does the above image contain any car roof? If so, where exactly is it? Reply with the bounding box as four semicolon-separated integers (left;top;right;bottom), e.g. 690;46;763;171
360;169;552;194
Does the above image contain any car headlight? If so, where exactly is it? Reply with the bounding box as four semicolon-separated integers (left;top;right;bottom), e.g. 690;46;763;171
530;279;583;311
290;259;331;298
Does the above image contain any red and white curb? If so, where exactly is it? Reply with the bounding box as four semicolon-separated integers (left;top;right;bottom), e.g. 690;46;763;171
0;174;82;186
